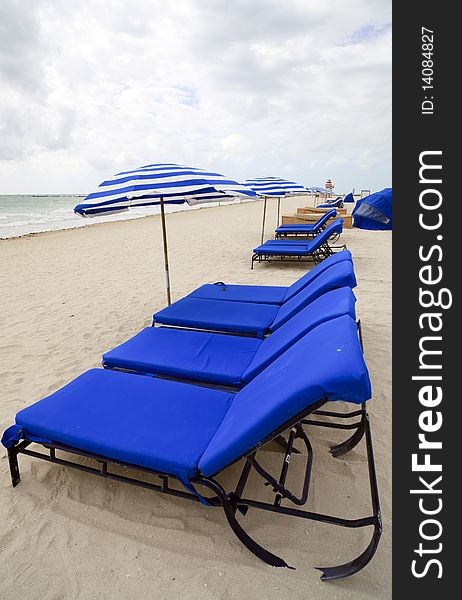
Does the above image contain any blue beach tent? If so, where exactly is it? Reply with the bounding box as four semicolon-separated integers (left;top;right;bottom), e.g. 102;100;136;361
352;188;392;230
343;192;355;203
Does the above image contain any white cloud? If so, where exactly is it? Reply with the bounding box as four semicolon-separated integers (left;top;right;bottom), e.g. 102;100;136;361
0;0;391;193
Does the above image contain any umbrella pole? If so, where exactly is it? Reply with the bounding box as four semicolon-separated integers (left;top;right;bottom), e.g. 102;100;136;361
159;197;172;306
277;197;281;228
260;196;267;245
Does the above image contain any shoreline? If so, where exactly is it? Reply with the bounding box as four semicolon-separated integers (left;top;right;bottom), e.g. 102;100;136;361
0;210;170;242
0;213;152;241
0;197;262;241
0;193;345;241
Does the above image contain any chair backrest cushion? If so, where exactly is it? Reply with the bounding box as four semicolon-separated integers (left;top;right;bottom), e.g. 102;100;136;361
305;219;343;252
198;315;371;477
319;198;343;208
276;208;337;232
270;260;356;331
283;249;352;302
242;287;356;383
312;208;337;230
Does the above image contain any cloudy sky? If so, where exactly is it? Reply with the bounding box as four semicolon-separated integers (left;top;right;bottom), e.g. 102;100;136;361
0;0;391;194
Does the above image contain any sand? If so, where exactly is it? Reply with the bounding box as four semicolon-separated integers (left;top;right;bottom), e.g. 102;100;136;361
0;197;391;600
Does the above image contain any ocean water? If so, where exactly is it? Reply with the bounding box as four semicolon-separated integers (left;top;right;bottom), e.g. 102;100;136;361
0;195;242;239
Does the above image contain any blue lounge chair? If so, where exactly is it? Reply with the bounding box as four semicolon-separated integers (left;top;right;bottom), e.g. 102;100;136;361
318;197;344;209
188;250;352;305
153;260;356;337
252;219;344;268
2;316;381;580
275;209;337;238
277;208;337;229
103;287;356;386
261;238;331;245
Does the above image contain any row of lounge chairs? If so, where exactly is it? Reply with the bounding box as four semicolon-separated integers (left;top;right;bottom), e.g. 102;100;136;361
318;197;344;208
2;250;381;581
252;211;343;268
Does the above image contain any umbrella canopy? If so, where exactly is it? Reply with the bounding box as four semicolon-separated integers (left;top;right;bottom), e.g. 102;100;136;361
74;163;256;304
244;177;307;197
244;177;308;243
75;163;255;216
307;186;336;195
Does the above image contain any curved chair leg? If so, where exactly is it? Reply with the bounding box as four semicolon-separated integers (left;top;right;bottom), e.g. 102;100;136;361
329;419;366;458
315;521;382;581
275;434;300;454
330;232;341;244
195;477;293;569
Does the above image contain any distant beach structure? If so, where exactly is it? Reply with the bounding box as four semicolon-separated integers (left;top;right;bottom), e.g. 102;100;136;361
324;179;334;192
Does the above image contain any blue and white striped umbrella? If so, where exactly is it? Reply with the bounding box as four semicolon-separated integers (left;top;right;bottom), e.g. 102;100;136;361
75;163;256;216
306;186;338;195
243;177;308;243
74;163;256;304
244;177;308;197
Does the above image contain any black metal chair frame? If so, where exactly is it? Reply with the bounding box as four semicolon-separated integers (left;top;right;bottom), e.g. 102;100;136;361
6;398;381;581
275;226;345;244
251;233;348;268
251;242;335;269
274;223;327;240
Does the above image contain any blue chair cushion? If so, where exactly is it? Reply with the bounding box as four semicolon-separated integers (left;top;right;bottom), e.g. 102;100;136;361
12;369;233;481
276;209;337;233
4;318;371;484
242;287;356;382
187;283;287;305
103;327;261;386
263;239;318;245
183;250;352;307
198;315;372;477
318;198;343;208
253;243;311;256
154;297;279;337
103;287;355;386
153;259;354;337
283;250;352;301
269;260;356;331
275;225;317;232
253;220;343;256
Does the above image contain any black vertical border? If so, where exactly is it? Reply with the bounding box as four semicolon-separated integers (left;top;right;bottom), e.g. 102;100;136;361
393;2;456;597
